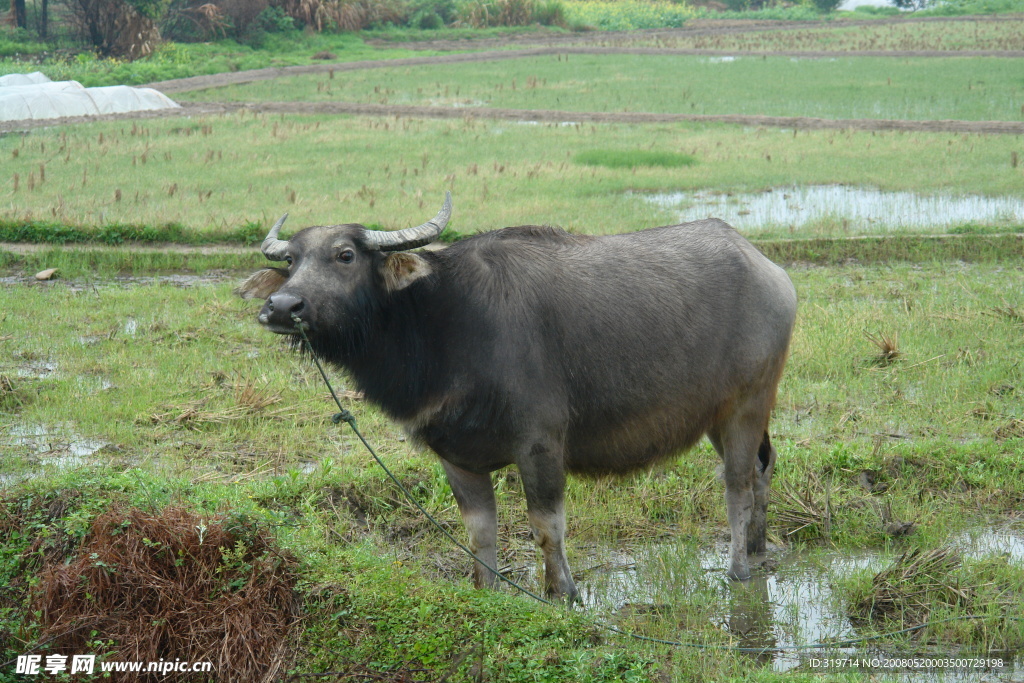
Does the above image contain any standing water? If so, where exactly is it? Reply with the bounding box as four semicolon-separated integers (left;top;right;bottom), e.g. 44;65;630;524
575;533;1024;676
640;186;1024;234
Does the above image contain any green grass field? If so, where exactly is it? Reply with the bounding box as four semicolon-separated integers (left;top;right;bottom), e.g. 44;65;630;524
177;54;1024;123
3;114;1022;242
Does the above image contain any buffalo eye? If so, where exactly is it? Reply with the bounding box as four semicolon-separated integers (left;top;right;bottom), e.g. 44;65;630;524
338;249;355;263
284;255;293;266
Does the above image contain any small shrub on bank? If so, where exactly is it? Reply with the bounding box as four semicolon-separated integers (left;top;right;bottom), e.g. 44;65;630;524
32;505;300;682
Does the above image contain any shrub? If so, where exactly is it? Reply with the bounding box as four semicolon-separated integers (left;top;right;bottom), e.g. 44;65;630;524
812;0;844;11
63;0;168;59
561;0;694;30
408;0;458;28
534;0;567;25
455;0;568;27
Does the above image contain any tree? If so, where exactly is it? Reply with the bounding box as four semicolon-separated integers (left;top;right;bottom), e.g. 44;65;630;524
12;0;26;28
891;0;930;9
63;0;169;59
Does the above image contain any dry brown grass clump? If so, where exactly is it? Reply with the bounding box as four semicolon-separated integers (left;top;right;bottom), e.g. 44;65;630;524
32;506;300;682
864;330;901;366
852;548;970;627
771;473;831;542
275;0;406;31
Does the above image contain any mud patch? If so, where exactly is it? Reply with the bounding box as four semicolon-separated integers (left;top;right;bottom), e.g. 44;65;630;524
0;273;234;289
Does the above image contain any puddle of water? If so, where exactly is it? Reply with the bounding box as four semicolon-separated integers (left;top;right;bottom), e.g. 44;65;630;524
640;186;1024;233
75;376;115;392
14;360;58;379
4;423;108;486
957;526;1024;565
574;531;1024;676
428;98;489;108
9;423;108;460
579;543;876;670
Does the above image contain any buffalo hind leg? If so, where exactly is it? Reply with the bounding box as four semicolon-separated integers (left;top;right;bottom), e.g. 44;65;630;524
440;460;499;589
517;440;578;602
748;432;777;555
711;408;773;581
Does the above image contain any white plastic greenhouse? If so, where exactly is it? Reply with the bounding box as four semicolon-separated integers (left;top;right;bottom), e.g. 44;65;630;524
0;72;180;122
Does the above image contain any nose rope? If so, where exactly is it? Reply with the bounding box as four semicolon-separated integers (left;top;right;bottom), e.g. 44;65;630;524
285;313;1018;656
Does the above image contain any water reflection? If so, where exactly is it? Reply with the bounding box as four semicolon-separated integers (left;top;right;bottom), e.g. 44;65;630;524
576;536;1022;675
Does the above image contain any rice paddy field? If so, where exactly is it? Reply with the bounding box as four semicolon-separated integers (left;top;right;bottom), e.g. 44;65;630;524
176;54;1024;122
2;11;1024;683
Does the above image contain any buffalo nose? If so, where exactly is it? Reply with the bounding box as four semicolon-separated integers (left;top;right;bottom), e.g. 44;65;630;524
261;292;305;329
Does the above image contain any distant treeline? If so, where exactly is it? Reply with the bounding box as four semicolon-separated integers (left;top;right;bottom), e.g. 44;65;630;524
3;0;573;59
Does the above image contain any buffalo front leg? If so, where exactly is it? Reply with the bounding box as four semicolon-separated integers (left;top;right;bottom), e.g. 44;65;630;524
440;460;499;589
517;441;578;602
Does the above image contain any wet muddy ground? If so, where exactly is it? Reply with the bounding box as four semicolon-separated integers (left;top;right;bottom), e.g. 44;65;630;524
6;415;1021;677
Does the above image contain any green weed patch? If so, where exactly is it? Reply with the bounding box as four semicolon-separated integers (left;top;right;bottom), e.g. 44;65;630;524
0;218;264;246
573;149;697;169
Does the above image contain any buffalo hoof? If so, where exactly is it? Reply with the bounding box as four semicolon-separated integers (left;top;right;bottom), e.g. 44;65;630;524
727;566;752;581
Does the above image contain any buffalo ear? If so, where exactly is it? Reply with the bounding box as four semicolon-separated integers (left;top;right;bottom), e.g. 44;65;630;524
380;252;432;291
235;268;289;300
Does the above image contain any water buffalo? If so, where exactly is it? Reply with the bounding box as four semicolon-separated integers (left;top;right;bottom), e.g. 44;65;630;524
238;193;796;600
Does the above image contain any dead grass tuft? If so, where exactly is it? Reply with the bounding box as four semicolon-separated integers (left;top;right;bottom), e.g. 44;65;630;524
771;473;831;542
990;303;1023;325
851;548;970;627
864;330;901;366
995;418;1024;441
0;373;24;409
32;505;300;682
233;374;283;412
148;374;297;428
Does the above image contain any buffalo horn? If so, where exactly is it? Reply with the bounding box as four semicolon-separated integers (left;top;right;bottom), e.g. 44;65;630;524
364;192;452;251
261;214;290;262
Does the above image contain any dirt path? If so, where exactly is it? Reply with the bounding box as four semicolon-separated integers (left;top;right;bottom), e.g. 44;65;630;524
197;101;1024;135
4;95;1022;136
